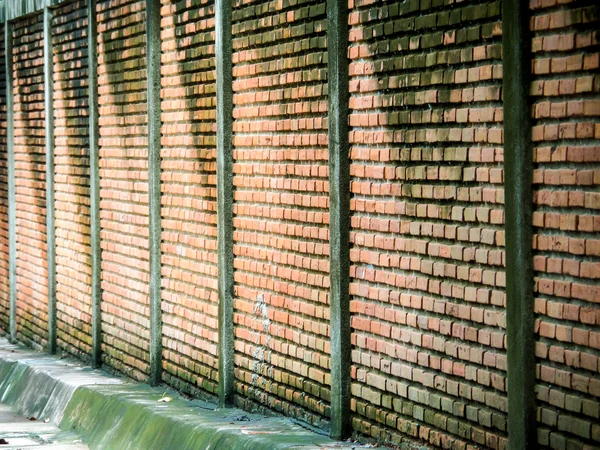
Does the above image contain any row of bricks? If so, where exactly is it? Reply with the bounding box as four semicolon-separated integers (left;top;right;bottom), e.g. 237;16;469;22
233;70;326;91
353;329;506;388
349;43;500;79
233;50;325;78
533;53;599;75
352;222;502;247
536;342;599;374
235;333;329;375
348;128;503;145
353;306;505;352
234;205;329;226
351;280;505;313
234;271;328;304
352;165;503;182
534;234;600;257
234;87;323;105
234;359;329;403
350;107;502;126
535;277;599;303
349;66;501;95
233;32;325;59
350;146;503;163
349;0;499;25
537;386;599;420
534;257;600;280
352;382;507;437
352;200;503;225
533;168;599;186
538;364;600;399
531;5;596;30
352;391;505;448
352;272;489;307
537;321;600;350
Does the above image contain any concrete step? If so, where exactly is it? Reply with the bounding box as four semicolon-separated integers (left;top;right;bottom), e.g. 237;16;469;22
0;339;373;450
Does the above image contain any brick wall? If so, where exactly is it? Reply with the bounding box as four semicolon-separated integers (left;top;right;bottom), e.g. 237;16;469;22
13;14;48;350
53;0;92;360
231;0;330;426
97;0;150;380
0;1;598;449
0;23;8;333
348;1;507;448
530;2;600;448
159;0;219;399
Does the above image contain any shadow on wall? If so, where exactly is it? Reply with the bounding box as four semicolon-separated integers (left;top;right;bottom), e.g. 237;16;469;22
0;24;10;333
96;0;151;380
13;14;49;350
347;3;508;448
158;0;219;400
52;0;93;360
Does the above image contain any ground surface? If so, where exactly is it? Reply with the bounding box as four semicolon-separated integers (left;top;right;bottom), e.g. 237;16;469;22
0;404;88;449
0;339;378;450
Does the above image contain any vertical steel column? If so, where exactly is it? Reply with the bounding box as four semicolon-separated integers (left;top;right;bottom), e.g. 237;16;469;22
215;0;234;408
502;1;536;448
5;21;16;344
88;0;102;368
327;0;350;440
146;0;163;386
44;6;57;354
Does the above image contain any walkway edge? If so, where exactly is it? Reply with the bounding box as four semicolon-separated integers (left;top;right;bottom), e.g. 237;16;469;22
0;339;371;450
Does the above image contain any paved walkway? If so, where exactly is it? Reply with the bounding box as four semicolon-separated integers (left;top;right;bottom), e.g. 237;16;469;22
0;404;88;449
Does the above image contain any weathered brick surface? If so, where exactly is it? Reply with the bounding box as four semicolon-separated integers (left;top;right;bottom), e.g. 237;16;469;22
0;24;8;334
13;14;48;350
53;0;92;360
159;0;219;398
97;0;150;380
348;1;507;448
231;0;330;426
0;1;597;449
530;2;600;449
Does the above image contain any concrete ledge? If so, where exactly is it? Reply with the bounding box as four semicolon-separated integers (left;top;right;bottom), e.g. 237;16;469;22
0;340;369;449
